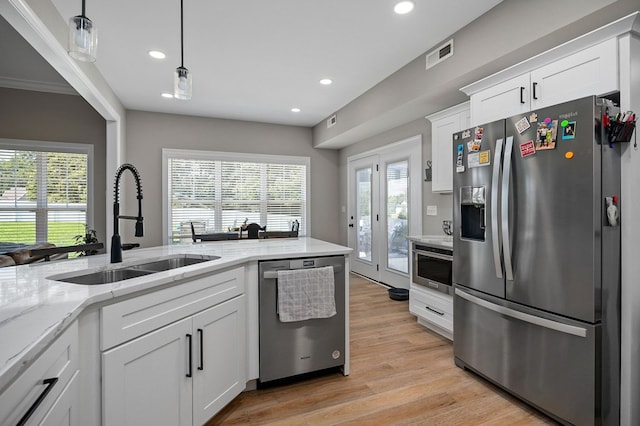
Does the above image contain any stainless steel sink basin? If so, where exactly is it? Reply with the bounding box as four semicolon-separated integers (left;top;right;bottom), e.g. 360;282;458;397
51;254;221;285
132;254;221;272
60;268;153;285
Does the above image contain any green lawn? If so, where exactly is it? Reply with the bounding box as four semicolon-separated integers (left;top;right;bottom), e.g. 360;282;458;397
0;222;86;247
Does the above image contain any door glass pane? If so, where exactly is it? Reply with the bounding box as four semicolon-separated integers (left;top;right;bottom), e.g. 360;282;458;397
386;161;408;273
356;167;372;261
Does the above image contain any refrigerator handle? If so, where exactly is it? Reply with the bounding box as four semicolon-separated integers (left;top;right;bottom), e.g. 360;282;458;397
455;288;587;337
491;138;504;278
501;136;514;281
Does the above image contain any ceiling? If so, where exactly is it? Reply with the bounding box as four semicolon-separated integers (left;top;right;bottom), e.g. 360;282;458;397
5;1;503;128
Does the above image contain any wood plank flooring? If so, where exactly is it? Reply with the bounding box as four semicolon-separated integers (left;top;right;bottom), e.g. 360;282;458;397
208;274;557;425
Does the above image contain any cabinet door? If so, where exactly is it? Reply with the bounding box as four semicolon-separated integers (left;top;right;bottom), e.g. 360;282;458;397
192;295;246;425
431;113;460;193
470;73;530;125
102;318;193;426
531;38;618;110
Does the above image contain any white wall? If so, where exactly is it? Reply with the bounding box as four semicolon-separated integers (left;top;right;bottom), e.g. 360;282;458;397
123;110;341;247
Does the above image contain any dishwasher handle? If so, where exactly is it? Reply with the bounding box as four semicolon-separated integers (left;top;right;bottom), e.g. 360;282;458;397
263;265;343;279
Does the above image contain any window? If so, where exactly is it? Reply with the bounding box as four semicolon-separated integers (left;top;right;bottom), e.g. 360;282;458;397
0;140;92;247
163;149;309;243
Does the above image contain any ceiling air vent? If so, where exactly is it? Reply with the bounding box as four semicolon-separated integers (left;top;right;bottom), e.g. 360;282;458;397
425;39;454;70
327;114;337;128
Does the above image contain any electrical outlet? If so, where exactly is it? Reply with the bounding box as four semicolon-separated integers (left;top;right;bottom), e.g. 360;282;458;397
426;205;437;216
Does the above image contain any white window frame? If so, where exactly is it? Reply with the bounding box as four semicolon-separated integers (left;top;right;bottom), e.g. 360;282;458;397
162;149;310;244
0;139;94;243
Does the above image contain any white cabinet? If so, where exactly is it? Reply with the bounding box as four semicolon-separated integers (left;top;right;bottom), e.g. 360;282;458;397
467;38;619;125
101;267;246;426
426;101;470;193
409;284;453;341
102;295;246;426
0;322;79;426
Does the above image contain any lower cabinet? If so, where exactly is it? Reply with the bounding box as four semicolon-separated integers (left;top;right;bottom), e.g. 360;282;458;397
102;295;246;426
0;322;79;426
409;284;453;341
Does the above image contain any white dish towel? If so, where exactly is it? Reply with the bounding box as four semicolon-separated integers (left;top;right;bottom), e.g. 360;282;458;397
277;266;336;322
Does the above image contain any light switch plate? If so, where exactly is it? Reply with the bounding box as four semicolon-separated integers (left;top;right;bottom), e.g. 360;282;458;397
426;205;437;216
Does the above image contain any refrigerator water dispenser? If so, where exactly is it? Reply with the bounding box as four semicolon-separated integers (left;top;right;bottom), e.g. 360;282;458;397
460;186;485;241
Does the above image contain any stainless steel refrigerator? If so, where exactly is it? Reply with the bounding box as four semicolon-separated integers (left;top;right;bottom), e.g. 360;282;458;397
452;96;621;425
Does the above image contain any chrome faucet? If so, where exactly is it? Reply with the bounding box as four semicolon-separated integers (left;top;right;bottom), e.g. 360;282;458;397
111;163;143;263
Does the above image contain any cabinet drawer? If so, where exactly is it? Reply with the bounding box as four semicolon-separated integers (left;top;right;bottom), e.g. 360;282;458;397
0;321;78;426
101;267;244;350
410;287;453;335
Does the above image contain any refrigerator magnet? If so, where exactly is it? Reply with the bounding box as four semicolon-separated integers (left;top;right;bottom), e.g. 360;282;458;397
520;140;536;158
561;120;576;140
456;144;465;173
530;112;538;123
535;119;558;150
515;116;531;134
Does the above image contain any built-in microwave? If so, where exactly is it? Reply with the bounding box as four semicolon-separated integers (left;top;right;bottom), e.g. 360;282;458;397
412;244;453;295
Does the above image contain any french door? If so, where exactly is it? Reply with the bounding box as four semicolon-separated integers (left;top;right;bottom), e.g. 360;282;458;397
347;136;422;288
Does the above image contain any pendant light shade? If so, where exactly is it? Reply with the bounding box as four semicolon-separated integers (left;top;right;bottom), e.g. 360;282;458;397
174;0;192;100
68;0;97;62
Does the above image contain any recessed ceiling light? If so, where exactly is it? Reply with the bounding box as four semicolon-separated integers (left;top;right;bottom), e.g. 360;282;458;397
394;1;414;14
148;50;166;59
161;92;174;98
319;78;333;86
291;108;301;113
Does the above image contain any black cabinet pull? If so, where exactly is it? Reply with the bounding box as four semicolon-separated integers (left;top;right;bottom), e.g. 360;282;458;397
425;306;445;316
520;86;525;104
197;328;204;371
17;377;59;426
186;333;193;378
532;82;538;100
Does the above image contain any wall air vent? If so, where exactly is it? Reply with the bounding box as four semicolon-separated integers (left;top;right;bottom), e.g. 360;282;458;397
426;39;454;70
327;114;337;128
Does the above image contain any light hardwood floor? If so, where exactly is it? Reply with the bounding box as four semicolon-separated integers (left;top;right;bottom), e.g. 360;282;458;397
208;274;557;425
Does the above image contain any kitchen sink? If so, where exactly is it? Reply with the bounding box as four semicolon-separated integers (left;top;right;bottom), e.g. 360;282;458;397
51;254;221;285
130;254;220;272
60;268;153;285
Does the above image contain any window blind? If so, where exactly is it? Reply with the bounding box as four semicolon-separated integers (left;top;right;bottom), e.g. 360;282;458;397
167;152;308;242
0;148;88;247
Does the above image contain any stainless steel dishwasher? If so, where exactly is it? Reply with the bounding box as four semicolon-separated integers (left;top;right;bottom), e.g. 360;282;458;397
259;256;345;383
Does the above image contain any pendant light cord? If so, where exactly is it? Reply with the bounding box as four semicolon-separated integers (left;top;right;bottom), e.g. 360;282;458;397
81;0;86;18
180;0;184;68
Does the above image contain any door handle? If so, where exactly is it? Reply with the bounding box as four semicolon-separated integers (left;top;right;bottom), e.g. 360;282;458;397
186;333;193;378
520;86;525;104
197;328;204;371
501;136;514;281
16;377;59;426
532;82;538;100
491;138;504;278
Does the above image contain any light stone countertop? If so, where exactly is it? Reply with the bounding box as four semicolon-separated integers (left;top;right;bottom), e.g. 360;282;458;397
0;237;351;392
406;235;453;250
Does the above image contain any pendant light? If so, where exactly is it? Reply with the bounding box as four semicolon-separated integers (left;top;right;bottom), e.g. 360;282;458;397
174;0;192;100
68;0;97;62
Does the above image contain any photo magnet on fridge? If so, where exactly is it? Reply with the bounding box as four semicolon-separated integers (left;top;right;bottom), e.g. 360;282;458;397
515;116;531;134
561;120;576;140
535;118;558;150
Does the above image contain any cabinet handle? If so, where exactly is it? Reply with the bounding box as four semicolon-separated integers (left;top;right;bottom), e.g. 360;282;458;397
197;328;204;371
520;86;525;104
186;333;193;378
425;306;445;316
532;82;538;100
16;377;59;426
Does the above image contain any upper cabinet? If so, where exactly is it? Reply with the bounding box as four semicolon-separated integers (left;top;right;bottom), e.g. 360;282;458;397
426;102;470;193
465;38;619;125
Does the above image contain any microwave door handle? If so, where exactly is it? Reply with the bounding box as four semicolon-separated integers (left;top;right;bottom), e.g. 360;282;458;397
501;136;514;281
414;250;451;261
491;138;504;278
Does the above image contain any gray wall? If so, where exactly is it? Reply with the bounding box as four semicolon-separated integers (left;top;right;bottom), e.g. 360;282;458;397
0;87;107;245
317;0;634;148
123;110;340;247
